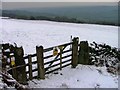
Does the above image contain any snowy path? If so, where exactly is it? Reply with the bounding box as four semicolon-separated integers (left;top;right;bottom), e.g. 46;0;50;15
28;65;118;88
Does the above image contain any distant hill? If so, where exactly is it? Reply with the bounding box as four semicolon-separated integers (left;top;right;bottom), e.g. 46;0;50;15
1;6;118;26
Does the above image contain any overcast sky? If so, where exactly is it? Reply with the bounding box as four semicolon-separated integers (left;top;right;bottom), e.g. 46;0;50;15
1;1;118;10
1;0;119;2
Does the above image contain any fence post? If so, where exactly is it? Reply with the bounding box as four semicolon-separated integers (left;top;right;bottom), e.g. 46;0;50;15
10;55;17;80
1;49;7;72
36;46;45;79
72;37;79;68
14;47;27;84
28;55;32;80
2;56;7;72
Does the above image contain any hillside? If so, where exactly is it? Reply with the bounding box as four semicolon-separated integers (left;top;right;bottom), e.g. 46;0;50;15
1;5;118;26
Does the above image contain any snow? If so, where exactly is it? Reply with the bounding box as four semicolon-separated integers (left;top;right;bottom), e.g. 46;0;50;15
0;17;118;88
28;65;118;88
0;76;4;89
0;17;118;55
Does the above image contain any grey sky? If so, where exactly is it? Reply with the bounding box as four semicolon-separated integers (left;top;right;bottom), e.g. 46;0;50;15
1;0;119;2
2;2;118;10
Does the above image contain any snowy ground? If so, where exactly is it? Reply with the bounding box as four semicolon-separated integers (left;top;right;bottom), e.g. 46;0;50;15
0;17;118;88
28;65;118;88
0;73;4;89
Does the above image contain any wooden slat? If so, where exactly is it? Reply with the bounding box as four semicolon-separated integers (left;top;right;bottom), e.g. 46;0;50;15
9;55;14;57
45;63;71;74
31;54;37;57
62;49;72;54
7;64;28;72
32;61;37;64
43;49;71;60
25;63;29;66
26;71;29;74
27;75;38;81
26;68;38;74
24;56;28;59
32;76;38;79
44;54;72;65
44;58;59;65
25;60;37;67
58;54;72;61
44;54;53;59
32;68;38;72
44;42;72;52
45;59;71;71
24;54;37;59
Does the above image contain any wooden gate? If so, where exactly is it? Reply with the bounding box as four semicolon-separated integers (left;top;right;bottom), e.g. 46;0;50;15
24;37;79;80
1;37;79;82
43;42;73;74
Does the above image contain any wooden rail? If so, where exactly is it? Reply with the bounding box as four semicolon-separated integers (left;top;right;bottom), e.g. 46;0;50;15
24;53;37;59
44;54;72;65
45;63;71;74
44;42;72;52
45;59;71;71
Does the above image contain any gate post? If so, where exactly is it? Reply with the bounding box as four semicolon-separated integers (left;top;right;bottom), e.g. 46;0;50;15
10;54;17;80
36;46;45;79
78;41;90;65
14;47;27;84
72;37;79;68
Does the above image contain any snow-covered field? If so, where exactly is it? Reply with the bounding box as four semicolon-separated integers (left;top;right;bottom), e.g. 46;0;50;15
0;17;118;88
0;17;118;55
